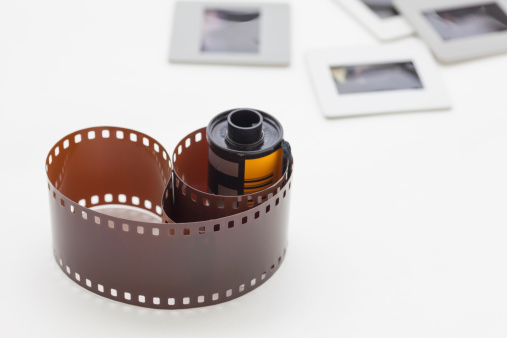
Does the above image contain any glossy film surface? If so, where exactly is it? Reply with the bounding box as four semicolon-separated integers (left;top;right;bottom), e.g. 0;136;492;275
46;126;293;309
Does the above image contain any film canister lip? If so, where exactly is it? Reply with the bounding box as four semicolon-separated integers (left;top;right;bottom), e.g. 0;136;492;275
207;108;284;160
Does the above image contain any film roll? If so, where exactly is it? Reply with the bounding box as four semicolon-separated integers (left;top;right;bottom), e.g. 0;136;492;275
46;125;293;309
207;109;285;196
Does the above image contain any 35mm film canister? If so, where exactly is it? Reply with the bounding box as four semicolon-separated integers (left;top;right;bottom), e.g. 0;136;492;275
207;109;286;196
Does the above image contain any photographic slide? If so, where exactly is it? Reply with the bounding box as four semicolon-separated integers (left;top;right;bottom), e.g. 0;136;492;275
201;8;261;53
361;0;399;18
330;61;424;94
423;3;507;40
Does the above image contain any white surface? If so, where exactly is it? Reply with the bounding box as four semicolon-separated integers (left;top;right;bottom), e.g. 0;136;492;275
333;0;414;41
1;0;507;337
170;2;290;65
395;0;507;63
307;40;451;117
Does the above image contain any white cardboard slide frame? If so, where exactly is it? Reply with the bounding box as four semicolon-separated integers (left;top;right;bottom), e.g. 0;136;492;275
169;2;290;66
333;0;413;41
306;41;451;118
394;0;507;63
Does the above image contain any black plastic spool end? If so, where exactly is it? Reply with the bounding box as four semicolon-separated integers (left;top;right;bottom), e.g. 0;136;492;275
226;109;264;145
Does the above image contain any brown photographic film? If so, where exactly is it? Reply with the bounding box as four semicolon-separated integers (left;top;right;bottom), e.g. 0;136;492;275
46;122;293;309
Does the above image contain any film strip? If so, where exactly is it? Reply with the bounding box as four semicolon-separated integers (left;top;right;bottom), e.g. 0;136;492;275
46;126;293;309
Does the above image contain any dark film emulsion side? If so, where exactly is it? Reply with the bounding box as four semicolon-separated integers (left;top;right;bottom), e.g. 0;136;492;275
330;61;424;95
423;3;507;41
361;0;399;19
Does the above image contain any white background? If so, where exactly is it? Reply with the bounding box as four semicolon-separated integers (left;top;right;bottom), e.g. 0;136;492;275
1;0;507;337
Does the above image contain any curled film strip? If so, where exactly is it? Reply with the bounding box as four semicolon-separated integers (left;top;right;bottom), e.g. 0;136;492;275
46;126;293;309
